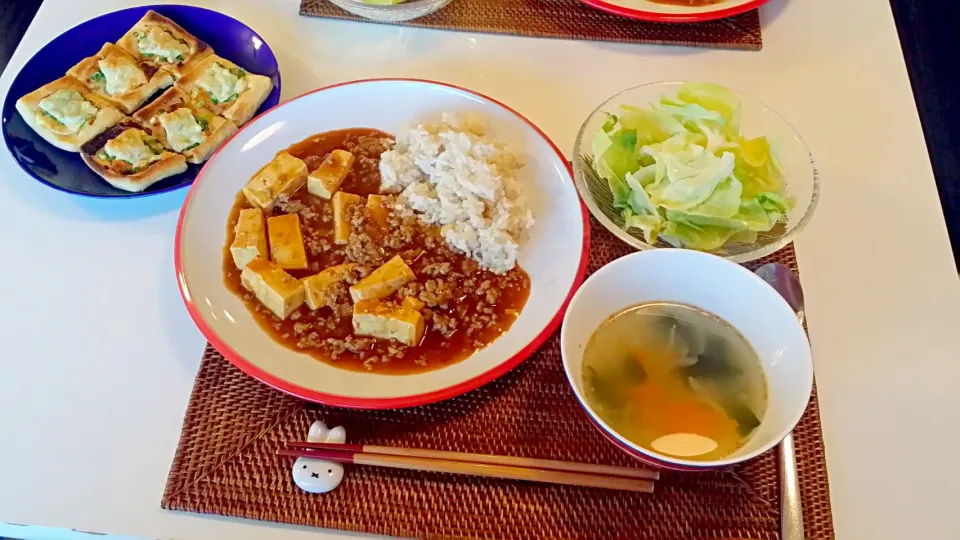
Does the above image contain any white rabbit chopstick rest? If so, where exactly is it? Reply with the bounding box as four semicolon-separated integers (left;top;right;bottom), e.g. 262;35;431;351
291;421;347;494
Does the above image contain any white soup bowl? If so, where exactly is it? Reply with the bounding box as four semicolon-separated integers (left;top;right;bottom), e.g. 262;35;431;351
561;249;813;470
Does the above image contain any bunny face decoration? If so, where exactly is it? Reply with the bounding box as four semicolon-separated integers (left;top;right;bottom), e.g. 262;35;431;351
292;421;347;494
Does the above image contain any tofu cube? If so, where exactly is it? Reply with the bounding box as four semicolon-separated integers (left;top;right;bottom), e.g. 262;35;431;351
352;299;425;346
366;194;390;226
302;263;357;310
332;191;363;244
230;208;268;270
242;152;308;211
267;213;308;270
349;255;415;302
240;256;305;320
307;149;354;199
367;194;385;209
401;296;425;311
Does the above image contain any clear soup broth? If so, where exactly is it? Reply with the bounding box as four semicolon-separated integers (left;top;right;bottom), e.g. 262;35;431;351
582;302;768;462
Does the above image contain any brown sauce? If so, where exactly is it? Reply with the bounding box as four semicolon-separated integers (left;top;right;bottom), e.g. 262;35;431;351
222;128;531;375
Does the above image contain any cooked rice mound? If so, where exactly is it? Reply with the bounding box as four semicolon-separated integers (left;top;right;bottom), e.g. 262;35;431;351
379;114;534;274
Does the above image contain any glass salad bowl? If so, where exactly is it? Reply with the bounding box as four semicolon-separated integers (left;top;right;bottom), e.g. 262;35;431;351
572;81;819;263
328;0;455;22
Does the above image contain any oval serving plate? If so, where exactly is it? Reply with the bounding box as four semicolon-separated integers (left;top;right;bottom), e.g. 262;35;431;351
176;79;589;409
1;4;281;199
580;0;769;23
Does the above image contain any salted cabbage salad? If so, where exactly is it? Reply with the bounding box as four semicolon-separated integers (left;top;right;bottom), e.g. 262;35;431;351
592;83;793;251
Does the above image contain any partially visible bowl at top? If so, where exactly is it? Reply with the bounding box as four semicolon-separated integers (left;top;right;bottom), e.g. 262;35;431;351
573;81;819;263
560;249;814;470
578;0;771;24
328;0;455;22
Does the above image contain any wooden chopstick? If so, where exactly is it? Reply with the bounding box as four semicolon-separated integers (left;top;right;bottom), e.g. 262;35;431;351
286;441;659;481
278;446;655;493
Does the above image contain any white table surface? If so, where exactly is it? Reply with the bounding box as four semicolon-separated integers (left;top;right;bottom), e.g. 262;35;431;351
2;0;959;538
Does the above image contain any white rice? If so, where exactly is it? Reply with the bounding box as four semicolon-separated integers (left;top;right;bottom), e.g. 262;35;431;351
379;114;534;274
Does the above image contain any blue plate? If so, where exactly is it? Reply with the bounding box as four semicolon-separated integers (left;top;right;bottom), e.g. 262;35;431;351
1;5;281;198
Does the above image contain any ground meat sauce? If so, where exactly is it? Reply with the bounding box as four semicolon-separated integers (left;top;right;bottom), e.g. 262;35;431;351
222;128;531;374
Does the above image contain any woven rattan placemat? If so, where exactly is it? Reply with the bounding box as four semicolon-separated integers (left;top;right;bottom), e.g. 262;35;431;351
162;219;833;539
299;0;762;50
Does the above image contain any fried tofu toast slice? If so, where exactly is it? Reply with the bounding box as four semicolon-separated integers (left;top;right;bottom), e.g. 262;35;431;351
176;54;272;126
80;119;187;192
67;43;174;114
116;10;212;78
15;76;125;152
133;86;237;164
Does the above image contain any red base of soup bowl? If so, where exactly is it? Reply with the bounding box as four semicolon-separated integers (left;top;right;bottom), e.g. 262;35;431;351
560;249;813;470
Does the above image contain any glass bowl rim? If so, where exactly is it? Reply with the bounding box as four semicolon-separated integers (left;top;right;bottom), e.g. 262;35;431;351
335;0;452;11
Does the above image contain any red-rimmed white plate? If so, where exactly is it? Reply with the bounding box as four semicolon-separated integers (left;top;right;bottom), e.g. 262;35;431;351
175;79;589;409
580;0;769;23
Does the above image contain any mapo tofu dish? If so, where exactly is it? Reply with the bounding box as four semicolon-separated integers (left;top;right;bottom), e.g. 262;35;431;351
223;119;533;374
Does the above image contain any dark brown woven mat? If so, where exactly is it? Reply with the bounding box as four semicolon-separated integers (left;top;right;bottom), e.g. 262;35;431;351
299;0;762;50
162;218;833;539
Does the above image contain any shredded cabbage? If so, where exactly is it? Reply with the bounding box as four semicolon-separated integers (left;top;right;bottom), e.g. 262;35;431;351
591;83;793;251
